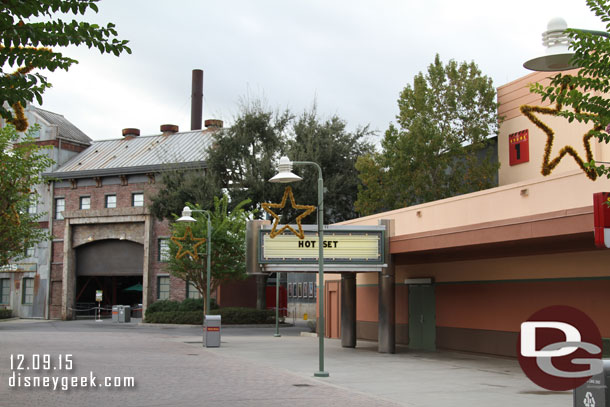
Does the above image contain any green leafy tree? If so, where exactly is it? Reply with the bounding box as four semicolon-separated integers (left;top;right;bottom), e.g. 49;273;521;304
205;99;292;215
150;166;220;222
529;0;610;179
286;107;374;224
150;99;291;220
151;99;373;224
355;54;500;215
0;124;54;265
0;0;131;129
167;195;253;314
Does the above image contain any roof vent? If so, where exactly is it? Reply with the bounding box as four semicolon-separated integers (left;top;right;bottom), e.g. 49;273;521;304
205;119;223;129
122;128;140;139
160;124;179;135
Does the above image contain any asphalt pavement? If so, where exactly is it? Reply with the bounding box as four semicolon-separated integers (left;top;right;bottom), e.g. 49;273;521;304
0;317;572;407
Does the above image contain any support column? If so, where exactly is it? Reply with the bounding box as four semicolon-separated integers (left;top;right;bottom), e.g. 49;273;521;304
142;215;152;317
61;220;75;320
378;219;395;353
341;273;357;348
246;220;270;310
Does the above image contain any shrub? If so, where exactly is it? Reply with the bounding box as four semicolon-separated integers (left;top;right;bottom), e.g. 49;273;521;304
144;299;274;325
0;309;12;319
145;298;219;318
145;300;180;315
145;311;202;324
212;307;274;325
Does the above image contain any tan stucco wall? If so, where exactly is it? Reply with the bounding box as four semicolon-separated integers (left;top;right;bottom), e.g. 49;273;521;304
497;69;610;185
394;249;610;283
341;169;610;241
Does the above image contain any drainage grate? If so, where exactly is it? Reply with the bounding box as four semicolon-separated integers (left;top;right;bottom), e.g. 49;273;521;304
293;384;312;387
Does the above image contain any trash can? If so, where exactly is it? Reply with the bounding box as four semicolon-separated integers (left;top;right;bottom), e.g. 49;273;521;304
117;305;131;323
131;304;142;318
573;359;610;406
112;305;119;322
204;315;221;347
122;305;131;323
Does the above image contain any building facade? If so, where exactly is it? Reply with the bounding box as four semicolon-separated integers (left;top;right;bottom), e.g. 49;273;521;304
44;125;216;319
322;70;610;357
0;106;91;319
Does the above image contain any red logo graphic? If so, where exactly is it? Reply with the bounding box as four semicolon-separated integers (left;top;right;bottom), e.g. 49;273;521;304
517;305;602;391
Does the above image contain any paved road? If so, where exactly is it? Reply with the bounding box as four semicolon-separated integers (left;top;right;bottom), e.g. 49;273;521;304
0;318;572;407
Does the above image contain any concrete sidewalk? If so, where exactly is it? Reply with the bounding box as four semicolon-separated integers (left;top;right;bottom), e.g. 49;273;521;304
0;318;572;406
209;321;572;407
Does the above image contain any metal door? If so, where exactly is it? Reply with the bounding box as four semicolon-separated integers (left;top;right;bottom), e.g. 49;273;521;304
408;284;436;351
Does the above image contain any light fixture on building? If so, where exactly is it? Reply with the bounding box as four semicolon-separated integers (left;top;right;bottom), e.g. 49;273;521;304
523;17;610;71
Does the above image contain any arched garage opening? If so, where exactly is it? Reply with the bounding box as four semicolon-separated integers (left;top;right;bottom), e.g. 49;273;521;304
74;240;143;317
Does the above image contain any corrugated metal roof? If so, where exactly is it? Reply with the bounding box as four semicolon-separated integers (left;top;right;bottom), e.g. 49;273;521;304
50;130;214;178
31;107;91;145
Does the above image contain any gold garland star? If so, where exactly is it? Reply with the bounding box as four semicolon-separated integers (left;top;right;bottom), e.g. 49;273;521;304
170;226;206;260
262;186;316;239
520;81;600;181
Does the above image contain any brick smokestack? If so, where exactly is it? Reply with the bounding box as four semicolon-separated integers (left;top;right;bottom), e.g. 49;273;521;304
191;69;203;130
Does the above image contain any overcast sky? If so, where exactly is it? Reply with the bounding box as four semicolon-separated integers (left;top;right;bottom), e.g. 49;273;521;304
35;0;606;143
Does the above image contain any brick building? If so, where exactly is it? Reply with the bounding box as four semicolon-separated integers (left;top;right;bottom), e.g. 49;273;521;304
45;125;216;319
0;106;91;319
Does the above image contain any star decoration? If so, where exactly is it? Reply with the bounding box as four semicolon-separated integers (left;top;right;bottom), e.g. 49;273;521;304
520;82;600;181
171;226;206;260
262;186;316;239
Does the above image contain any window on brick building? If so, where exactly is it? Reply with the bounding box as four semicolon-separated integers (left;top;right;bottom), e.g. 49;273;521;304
187;281;202;299
158;239;170;262
105;194;116;209
22;278;34;304
157;276;169;300
79;196;90;210
55;198;65;220
0;279;9;304
132;193;144;207
25;245;35;258
28;193;37;214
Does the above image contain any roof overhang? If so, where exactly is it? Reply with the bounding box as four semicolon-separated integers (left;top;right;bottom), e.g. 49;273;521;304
43;161;206;180
391;206;596;264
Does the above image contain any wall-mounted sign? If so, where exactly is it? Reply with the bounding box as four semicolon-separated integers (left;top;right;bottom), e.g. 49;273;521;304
259;226;384;265
95;290;103;302
0;263;37;273
509;129;529;166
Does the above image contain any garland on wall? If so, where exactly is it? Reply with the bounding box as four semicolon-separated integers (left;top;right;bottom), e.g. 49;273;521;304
520;81;600;181
262;186;316;239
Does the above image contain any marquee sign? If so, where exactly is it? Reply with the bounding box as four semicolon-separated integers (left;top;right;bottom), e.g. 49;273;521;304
259;226;384;265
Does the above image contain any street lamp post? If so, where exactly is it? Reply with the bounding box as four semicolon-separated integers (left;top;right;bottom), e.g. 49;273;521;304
269;156;329;378
274;272;281;338
524;17;610;72
176;206;212;347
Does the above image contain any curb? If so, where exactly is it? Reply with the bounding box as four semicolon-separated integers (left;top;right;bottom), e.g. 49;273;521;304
138;322;294;329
